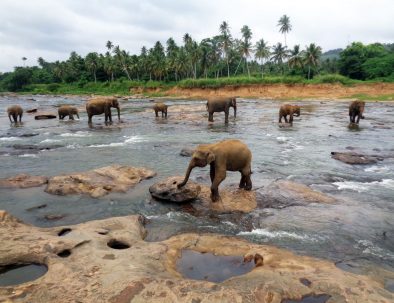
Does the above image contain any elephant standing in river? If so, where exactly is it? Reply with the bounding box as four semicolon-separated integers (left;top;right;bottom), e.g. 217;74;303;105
86;97;120;123
206;97;237;124
279;104;301;124
178;139;252;202
58;105;80;120
153;102;168;118
349;101;365;124
7;105;23;123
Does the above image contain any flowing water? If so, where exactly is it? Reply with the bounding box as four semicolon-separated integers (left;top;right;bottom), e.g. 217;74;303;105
1;95;394;281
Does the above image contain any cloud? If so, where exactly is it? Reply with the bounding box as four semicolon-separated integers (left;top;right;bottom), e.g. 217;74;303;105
0;0;393;72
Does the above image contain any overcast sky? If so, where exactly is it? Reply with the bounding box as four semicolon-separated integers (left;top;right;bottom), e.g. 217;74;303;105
0;0;393;72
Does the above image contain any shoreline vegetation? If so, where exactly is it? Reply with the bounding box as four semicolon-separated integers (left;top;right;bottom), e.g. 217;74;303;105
3;75;393;101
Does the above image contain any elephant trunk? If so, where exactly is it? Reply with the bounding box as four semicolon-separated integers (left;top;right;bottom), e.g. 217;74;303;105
178;162;194;188
233;105;237;118
117;107;121;120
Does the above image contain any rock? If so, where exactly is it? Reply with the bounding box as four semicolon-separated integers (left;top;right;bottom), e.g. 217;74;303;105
149;176;201;202
26;108;38;113
43;214;66;221
34;114;57;120
0;174;48;188
150;177;257;213
257;180;336;209
331;151;383;165
0;211;392;302
26;204;47;211
11;144;63;151
179;147;195;157
45;165;156;198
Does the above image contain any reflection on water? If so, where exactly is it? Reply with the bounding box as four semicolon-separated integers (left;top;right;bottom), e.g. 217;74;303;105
1;95;394;277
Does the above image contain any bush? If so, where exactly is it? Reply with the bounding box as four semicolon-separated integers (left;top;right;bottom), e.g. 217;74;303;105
47;83;61;92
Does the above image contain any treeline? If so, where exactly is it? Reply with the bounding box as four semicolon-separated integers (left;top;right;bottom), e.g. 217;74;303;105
0;18;393;92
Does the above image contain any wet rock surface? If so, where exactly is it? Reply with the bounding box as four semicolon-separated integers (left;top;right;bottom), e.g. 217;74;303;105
257;180;336;209
0;211;392;302
331;151;384;164
0;174;48;188
45;165;156;198
34;114;57;120
149;176;201;202
179;147;195;157
150;177;257;213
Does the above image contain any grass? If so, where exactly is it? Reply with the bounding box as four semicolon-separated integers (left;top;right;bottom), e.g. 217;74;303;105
346;93;394;101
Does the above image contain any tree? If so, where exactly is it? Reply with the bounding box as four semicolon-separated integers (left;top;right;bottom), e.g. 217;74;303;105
219;21;232;77
239;25;253;77
277;15;292;47
288;45;304;70
304;43;322;79
114;46;131;80
254;39;270;77
271;42;289;74
85;52;99;82
22;57;27;67
106;41;113;52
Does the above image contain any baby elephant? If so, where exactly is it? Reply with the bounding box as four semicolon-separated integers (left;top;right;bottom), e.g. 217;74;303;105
153;102;168;118
86;97;120;123
206;97;237;124
7;105;23;123
58;105;80;120
279;104;301;124
349;101;365;124
178;139;252;202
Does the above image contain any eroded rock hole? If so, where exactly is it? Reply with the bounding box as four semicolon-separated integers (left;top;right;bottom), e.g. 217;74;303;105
58;228;72;236
281;294;331;303
0;263;47;286
107;239;130;249
176;250;254;283
57;249;71;258
300;278;312;287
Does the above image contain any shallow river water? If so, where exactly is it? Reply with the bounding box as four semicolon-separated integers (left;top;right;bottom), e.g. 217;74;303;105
1;95;394;278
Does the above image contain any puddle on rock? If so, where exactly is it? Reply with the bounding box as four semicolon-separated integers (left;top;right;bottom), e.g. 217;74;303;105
176;249;254;283
281;294;331;303
0;264;48;286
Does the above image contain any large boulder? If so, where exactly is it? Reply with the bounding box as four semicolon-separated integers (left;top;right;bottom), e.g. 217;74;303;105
149;176;201;202
257;180;336;209
331;151;383;165
150;176;257;213
0;211;392;302
0;174;48;188
45;165;156;198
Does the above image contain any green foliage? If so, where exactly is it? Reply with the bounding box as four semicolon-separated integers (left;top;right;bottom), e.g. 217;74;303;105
309;74;358;85
362;53;394;79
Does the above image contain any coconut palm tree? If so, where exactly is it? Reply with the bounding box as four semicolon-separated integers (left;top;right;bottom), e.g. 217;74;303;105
106;41;113;52
22;57;27;66
288;45;304;70
219;21;232;77
277;15;292;47
114;46;131;80
85;52;99;82
239;25;253;77
304;43;322;79
254;39;270;77
271;42;289;74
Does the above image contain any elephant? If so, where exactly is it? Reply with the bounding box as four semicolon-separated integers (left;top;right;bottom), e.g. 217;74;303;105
7;105;23;123
86;97;120;123
153;102;168;118
206;97;237;123
58;105;80;120
349;101;365;124
279;104;301;123
178;139;252;202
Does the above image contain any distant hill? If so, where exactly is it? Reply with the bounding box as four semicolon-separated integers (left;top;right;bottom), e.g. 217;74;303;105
321;48;343;60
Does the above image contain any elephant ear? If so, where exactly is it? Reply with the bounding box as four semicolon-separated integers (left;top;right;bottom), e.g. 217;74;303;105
207;151;215;164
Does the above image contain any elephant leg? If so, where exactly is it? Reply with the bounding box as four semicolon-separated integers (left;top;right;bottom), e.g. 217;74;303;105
155;110;158;117
211;170;226;202
351;113;356;123
208;112;214;122
88;114;93;123
289;114;294;124
210;163;215;183
69;114;74;120
108;110;112;122
13;114;17;123
356;114;360;124
224;110;229;124
19;113;23;122
279;115;282;123
239;174;246;188
8;114;12;123
76;113;80;119
165;110;167;118
162;111;164;118
241;167;252;190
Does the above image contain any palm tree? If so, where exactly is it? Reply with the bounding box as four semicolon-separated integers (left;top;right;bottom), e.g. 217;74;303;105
239;25;253;77
254;39;270;77
114;46;131;80
271;42;289;74
288;45;304;70
106;41;113;52
277;15;292;47
219;21;232;77
85;52;99;82
166;38;179;81
304;43;322;79
22;57;27;66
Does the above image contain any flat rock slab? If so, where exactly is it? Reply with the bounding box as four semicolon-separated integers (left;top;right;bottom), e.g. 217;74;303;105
0;211;393;302
150;177;256;213
149;176;201;202
34;114;57;120
0;174;48;188
45;165;156;198
331;151;383;165
257;180;336;209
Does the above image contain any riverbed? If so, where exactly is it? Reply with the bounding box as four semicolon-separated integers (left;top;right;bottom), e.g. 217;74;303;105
1;95;393;277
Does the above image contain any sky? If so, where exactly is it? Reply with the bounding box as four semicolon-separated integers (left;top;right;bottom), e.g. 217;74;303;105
0;0;393;72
